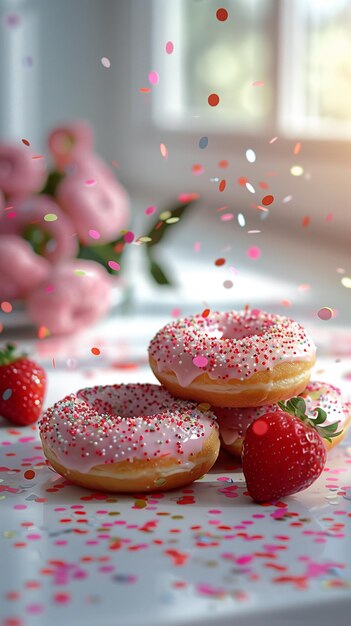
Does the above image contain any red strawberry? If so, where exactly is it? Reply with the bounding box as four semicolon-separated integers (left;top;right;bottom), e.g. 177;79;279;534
0;344;47;426
242;397;342;503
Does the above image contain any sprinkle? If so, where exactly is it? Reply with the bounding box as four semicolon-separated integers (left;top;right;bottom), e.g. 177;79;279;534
245;182;255;194
262;195;274;206
91;347;100;356
214;258;226;266
247;246;261;260
341;277;351;289
216;8;228;21
237;213;246;227
2;389;12;401
145;205;156;215
22;138;30;146
290;165;304;176
1;302;12;313
246;149;256;163
199;136;208;149
101;57;111;68
202;308;210;318
24;470;35;480
223;280;233;289
208;93;220;107
160;143;168;159
192;356;208;368
165;41;174;54
88;229;100;240
108;261;120;271
44;213;57;222
148;71;159;85
317;307;334;321
124;231;134;243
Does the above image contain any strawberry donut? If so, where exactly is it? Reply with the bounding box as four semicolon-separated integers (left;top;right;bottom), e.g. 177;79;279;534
149;310;316;408
215;381;351;458
39;384;220;492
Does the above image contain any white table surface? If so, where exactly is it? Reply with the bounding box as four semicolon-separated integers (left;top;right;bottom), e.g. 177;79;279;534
1;312;351;626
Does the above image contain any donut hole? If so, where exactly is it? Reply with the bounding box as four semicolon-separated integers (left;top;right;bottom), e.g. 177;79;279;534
216;315;275;341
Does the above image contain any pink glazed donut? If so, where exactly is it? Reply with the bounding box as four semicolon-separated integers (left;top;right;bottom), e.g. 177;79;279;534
215;381;351;458
39;384;220;492
149;310;316;407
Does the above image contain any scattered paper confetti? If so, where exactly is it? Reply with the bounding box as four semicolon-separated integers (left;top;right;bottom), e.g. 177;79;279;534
262;195;274;206
85;179;96;186
216;8;228;21
91;347;100;356
283;195;292;203
124;231;135;243
192;356;208;368
88;229;100;240
317;307;334;321
108;261;120;271
245;182;255;194
247;246;261;260
43;213;58;222
199;136;208;149
101;57;111;68
145;205;156;215
192;163;204;175
21;138;30;146
165;41;174;54
290;165;304;176
341;277;351;288
269;136;278;143
218;160;229;168
220;213;233;221
223;280;233;289
160;143;168;159
237;213;245;227
148;71;159;85
219;179;226;192
293;142;301;155
1;302;12;313
214;258;226;266
208;93;220;107
246;149;256;163
302;216;310;228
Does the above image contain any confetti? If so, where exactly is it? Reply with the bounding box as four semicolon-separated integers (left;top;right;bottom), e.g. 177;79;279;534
91;347;100;356
194;241;200;253
192;356;208;368
138;236;152;242
101;57;111;68
237;213;245;227
238;177;248;186
245;182;255;194
223;280;233;289
341;277;351;289
283;195;292;203
298;284;310;292
124;231;135;243
262;195;274;206
43;213;57;222
326;213;333;222
22;138;30;146
293;142;301;155
192;163;204;175
160;211;171;221
145;205;156;215
24;470;35;480
171;308;181;317
165;41;174;54
252;80;264;87
219;179;226;192
220;213;233;221
202;308;210;318
216;8;228;21
317;307;334;321
160;143;168;159
214;258;226;266
290;165;304;176
247;246;261;260
208;93;220;107
302;216;310;228
88;229;101;240
2;389;12;401
218;160;229;168
108;261;120;271
1;302;12;313
148;71;159;85
85;179;96;186
246;149;256;163
165;217;179;224
269;136;278;143
199;136;208;149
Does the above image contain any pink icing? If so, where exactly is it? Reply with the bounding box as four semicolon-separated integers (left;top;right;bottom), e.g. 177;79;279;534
215;381;351;445
148;310;316;387
39;384;218;473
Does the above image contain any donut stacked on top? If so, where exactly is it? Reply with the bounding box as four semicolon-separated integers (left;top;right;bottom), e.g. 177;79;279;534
149;309;351;458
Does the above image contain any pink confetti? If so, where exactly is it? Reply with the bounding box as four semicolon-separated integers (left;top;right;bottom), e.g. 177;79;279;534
160;143;168;159
171;308;181;317
194;241;201;253
247;246;261;260
220;213;234;221
85;179;96;186
223;280;233;289
317;307;333;321
101;57;111;68
252;80;264;87
88;229;100;240
124;231;134;243
192;356;208;368
148;71;159;85
269;136;278;144
145;205;156;215
165;41;174;54
108;261;120;271
326;213;333;222
298;284;310;292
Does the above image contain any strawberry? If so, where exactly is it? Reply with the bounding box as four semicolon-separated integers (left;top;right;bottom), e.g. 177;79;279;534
242;396;343;503
0;344;47;426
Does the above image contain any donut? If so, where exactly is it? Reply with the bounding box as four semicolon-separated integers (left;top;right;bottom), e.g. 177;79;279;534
39;384;220;493
148;310;316;408
215;381;351;458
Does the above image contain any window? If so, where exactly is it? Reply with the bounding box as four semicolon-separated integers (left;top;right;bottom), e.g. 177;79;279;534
154;0;351;139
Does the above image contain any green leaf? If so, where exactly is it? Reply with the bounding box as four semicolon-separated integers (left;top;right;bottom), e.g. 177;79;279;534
148;259;172;285
313;407;327;424
40;170;65;196
145;199;196;248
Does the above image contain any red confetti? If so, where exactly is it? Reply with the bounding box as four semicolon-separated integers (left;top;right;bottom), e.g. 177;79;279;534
293;142;301;155
22;138;30;146
219;179;226;192
214;258;226;266
202;308;210;318
218;160;229;168
262;194;274;206
216;8;228;21
237;177;248;186
302;216;310;228
1;301;12;313
91;347;100;356
208;93;220;107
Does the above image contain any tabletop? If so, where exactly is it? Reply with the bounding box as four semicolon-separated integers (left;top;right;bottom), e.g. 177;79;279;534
1;313;351;626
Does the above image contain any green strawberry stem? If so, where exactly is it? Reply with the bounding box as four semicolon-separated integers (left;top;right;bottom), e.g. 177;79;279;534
0;344;26;366
277;397;343;443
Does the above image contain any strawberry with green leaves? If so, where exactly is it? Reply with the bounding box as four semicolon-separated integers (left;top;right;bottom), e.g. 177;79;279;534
0;344;47;426
242;397;343;503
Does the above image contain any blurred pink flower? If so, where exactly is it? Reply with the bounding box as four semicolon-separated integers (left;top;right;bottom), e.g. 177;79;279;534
0;143;46;197
26;259;112;335
0;194;78;263
48;121;94;171
57;152;130;244
0;235;51;300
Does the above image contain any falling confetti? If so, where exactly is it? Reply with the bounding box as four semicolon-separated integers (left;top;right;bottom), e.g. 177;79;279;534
44;213;57;222
88;229;101;240
262;195;274;206
283;195;292;203
269;136;278;144
91;347;101;356
108;261;120;271
208;93;220;107
148;71;159;85
85;179;96;186
199;136;208;149
302;217;310;228
245;182;255;194
1;302;12;313
246;149;256;163
341;277;351;289
160;143;168;159
145;206;156;215
317;307;334;321
21;138;30;146
294;142;301;155
165;41;174;54
192;163;204;175
202;308;210;318
218;160;229;168
124;231;135;243
101;57;111;68
252;80;264;87
290;165;304;176
247;246;261;260
223;280;233;289
220;213;233;221
219;179;226;192
215;258;226;266
194;241;201;253
216;8;228;21
237;213;245;227
192;356;208;368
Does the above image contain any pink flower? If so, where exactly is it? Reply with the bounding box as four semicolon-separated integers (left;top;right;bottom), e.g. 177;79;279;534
26;259;112;335
0;235;51;300
0;143;46;197
57;153;130;244
48;121;94;171
0;194;78;263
